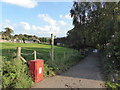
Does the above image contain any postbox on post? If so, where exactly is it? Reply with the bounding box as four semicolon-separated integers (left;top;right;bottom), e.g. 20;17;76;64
29;59;44;83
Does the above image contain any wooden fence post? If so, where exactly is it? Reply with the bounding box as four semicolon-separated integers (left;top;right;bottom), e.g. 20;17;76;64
34;50;37;60
16;47;27;63
17;47;21;60
51;33;54;61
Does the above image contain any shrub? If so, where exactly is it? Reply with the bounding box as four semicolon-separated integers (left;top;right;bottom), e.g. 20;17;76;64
44;64;56;77
106;81;120;88
2;59;33;88
102;31;120;88
0;56;2;89
105;32;120;71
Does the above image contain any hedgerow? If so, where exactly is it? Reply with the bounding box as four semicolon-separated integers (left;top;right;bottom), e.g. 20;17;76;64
102;31;120;88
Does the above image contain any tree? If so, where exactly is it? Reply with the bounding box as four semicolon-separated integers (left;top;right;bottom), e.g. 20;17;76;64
67;2;119;50
2;27;14;40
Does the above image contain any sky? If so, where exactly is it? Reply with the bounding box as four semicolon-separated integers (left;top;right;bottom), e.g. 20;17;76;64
0;0;74;37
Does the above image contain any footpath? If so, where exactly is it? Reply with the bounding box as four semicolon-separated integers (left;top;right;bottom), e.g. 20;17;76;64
32;53;105;88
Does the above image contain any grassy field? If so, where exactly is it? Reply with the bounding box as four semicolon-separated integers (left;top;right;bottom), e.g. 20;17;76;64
1;42;84;75
1;43;84;72
1;42;79;62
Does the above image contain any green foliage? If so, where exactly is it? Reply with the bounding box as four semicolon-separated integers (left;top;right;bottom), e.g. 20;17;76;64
1;43;79;61
105;32;120;71
44;51;84;77
2;59;33;88
69;2;120;88
106;81;120;89
0;56;2;89
67;2;119;50
44;64;56;77
102;31;120;88
1;27;14;40
1;27;50;43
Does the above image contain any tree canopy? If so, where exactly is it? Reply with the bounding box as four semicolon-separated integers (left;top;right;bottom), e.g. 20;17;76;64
66;2;119;50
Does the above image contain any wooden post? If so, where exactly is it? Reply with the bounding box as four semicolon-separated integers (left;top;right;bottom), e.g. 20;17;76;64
20;57;27;63
17;47;21;60
16;47;27;63
51;33;54;61
34;50;37;60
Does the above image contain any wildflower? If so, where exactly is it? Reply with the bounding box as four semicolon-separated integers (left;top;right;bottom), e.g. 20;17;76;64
112;61;114;63
106;54;111;58
108;55;111;58
106;43;110;46
112;35;115;37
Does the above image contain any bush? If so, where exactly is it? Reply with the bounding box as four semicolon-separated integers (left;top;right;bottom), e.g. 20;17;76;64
44;64;56;77
106;81;120;88
102;31;120;88
105;32;120;70
2;59;33;88
0;56;2;89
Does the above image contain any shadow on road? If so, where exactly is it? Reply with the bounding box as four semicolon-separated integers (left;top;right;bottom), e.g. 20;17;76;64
59;53;104;81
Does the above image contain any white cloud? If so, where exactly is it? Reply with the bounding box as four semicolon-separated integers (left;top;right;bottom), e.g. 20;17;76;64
38;14;57;26
20;22;31;30
32;25;37;31
30;25;61;36
58;20;67;26
0;20;15;31
59;13;72;20
37;25;60;36
37;14;70;36
1;0;38;8
1;14;74;37
38;14;67;26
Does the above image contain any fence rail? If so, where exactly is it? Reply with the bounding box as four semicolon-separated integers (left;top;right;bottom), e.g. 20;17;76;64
16;47;76;63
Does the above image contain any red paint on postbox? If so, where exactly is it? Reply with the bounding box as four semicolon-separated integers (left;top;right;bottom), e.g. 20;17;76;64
29;60;44;83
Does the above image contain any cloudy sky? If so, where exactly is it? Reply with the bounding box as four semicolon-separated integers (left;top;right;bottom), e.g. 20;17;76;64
0;0;74;37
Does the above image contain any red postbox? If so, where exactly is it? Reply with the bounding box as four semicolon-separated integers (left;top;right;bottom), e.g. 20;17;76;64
29;59;44;83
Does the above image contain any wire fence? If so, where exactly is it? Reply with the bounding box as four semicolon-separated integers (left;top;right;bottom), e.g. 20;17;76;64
2;47;80;62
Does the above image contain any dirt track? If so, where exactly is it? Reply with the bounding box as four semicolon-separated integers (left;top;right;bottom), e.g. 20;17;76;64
31;53;105;88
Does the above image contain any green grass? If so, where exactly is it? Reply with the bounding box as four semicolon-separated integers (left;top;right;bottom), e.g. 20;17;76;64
1;42;78;62
1;42;84;74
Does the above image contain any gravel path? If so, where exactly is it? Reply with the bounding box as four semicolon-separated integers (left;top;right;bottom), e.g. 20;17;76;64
31;53;105;88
